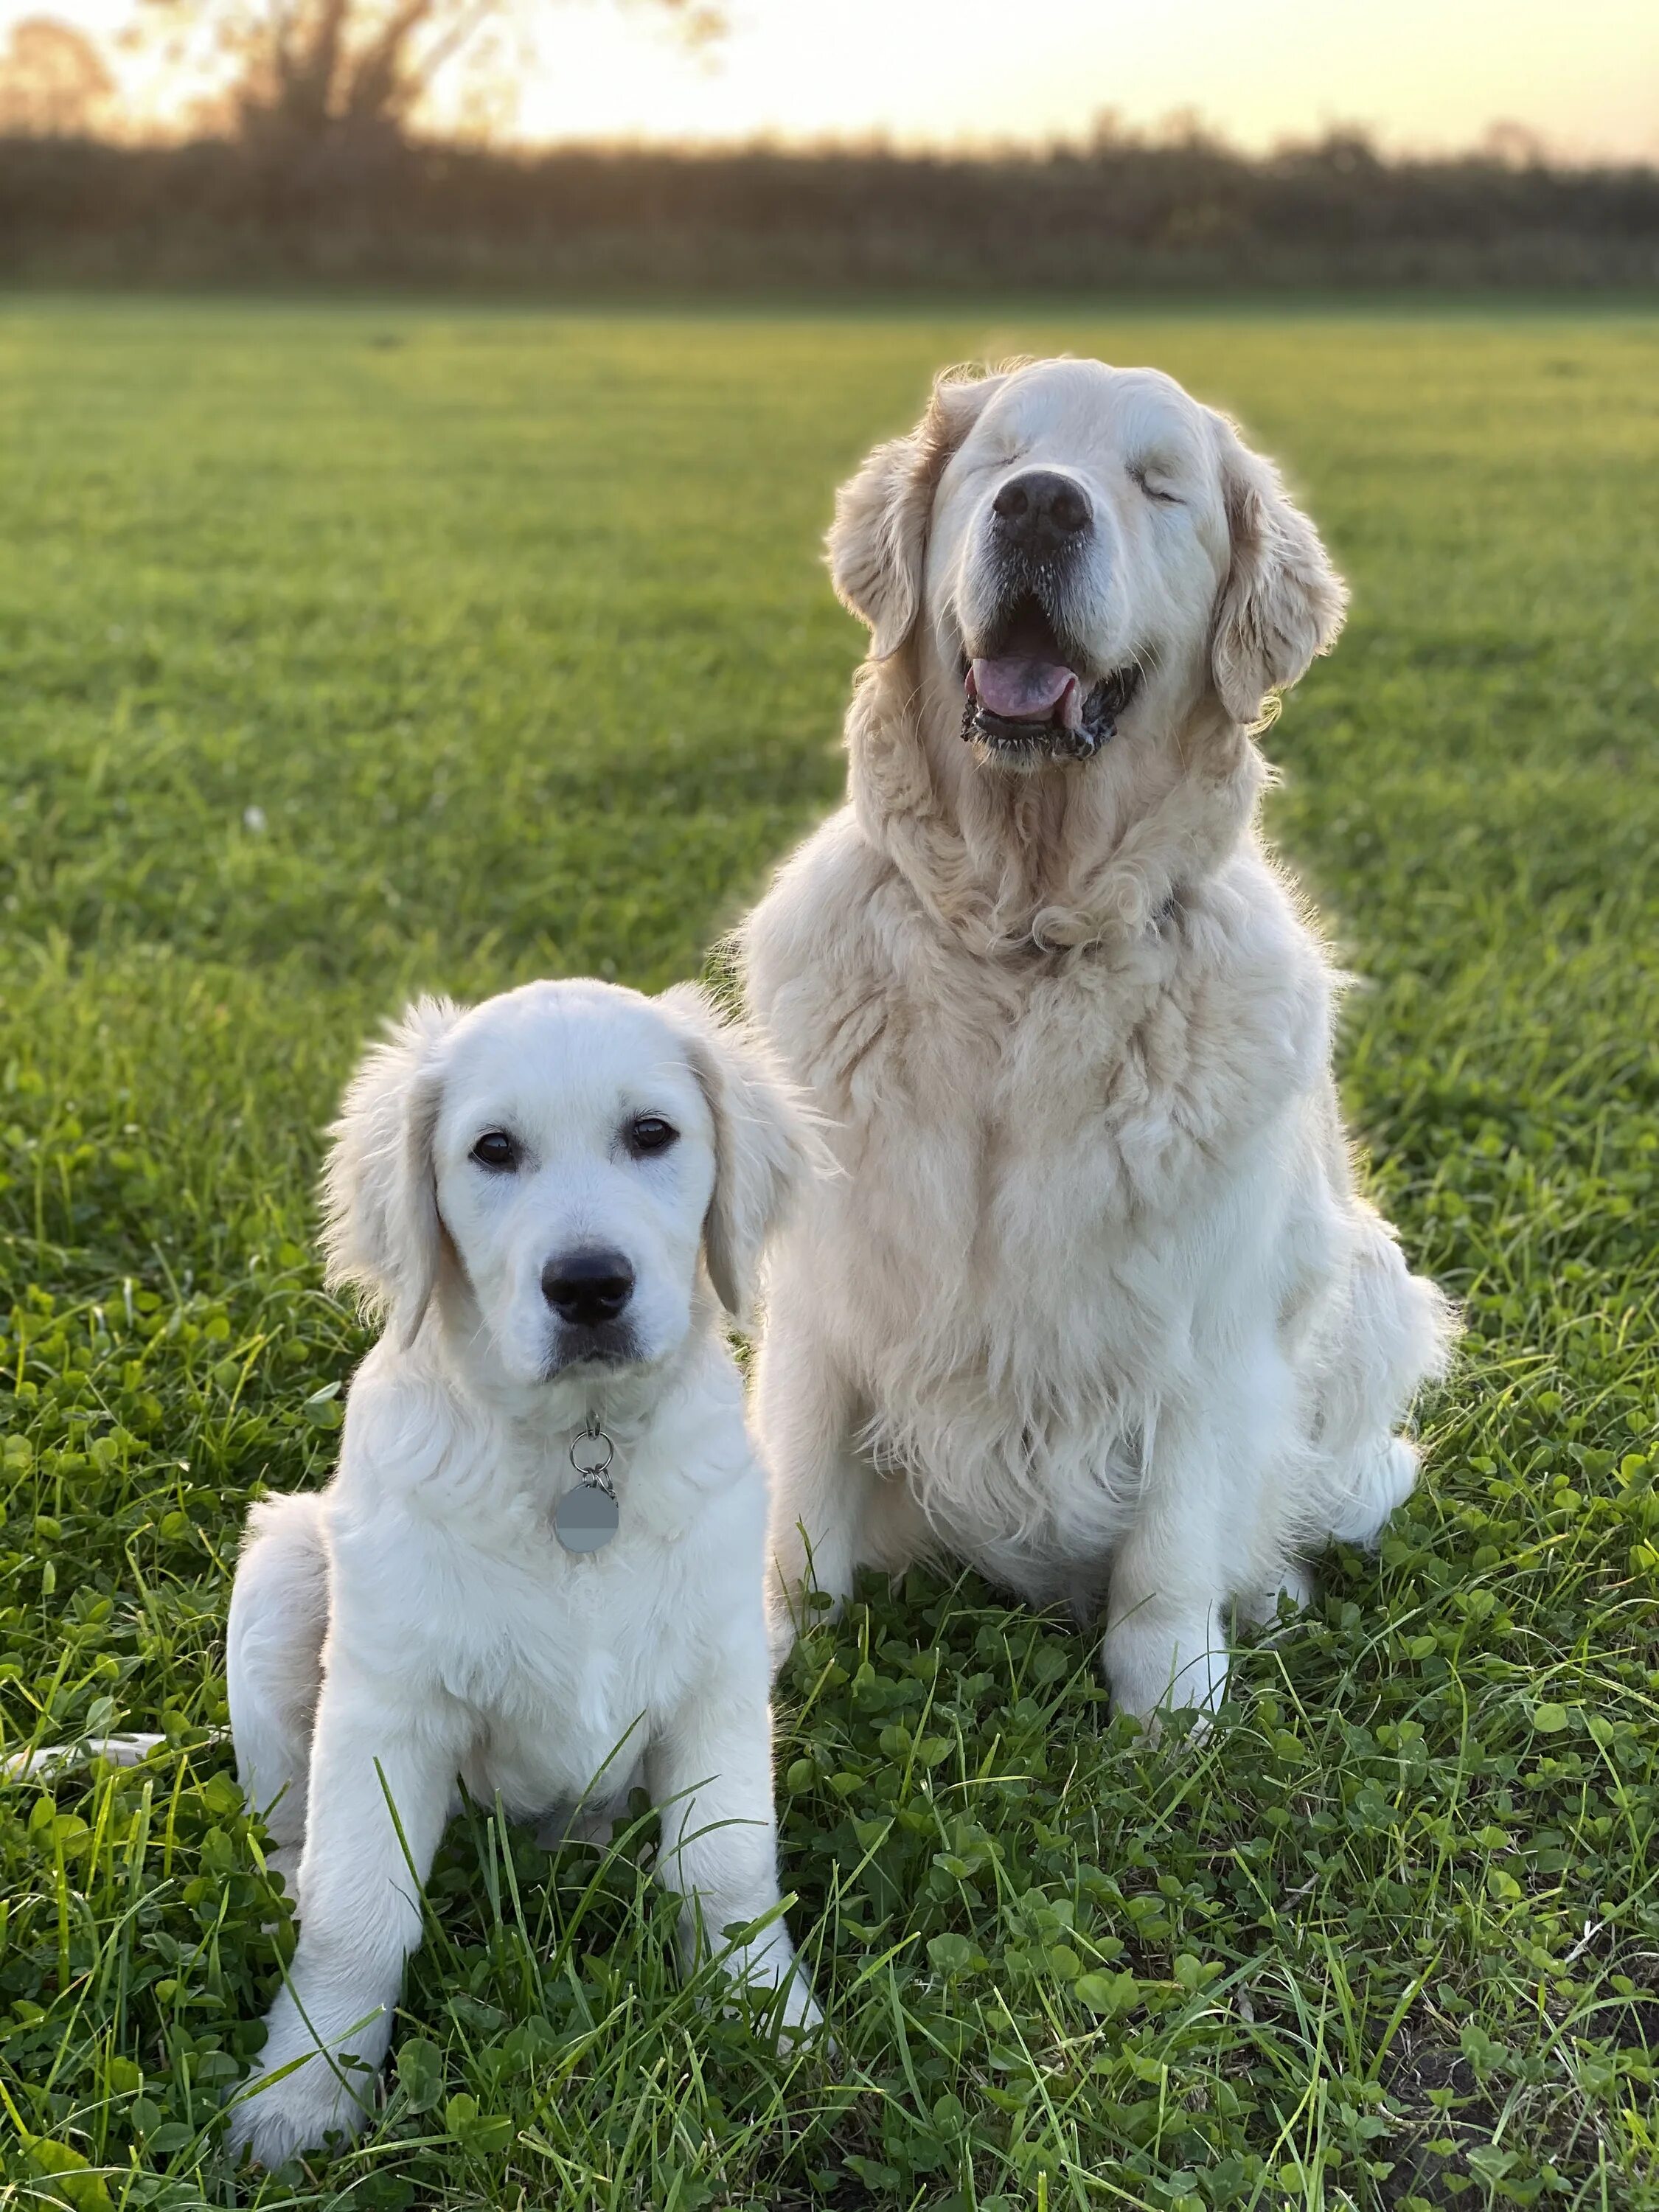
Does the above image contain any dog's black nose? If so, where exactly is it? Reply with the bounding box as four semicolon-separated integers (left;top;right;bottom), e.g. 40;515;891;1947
541;1250;635;1327
992;469;1092;556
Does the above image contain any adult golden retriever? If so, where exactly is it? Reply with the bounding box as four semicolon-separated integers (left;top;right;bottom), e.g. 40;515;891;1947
742;357;1453;1721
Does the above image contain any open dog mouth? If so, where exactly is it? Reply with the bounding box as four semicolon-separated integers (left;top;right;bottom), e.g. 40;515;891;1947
960;597;1141;763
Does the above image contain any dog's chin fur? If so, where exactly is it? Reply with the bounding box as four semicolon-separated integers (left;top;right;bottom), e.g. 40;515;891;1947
543;1345;643;1382
743;355;1455;1727
855;640;1258;956
538;1334;672;1391
961;734;1061;779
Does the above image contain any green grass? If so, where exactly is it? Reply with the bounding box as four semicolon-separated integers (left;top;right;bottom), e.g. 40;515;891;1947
0;298;1656;2212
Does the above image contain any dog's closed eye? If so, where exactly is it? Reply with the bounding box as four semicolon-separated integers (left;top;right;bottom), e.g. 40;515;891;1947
1128;461;1182;506
626;1114;678;1159
470;1129;520;1172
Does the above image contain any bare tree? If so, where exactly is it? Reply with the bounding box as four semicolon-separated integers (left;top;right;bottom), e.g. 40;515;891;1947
0;17;116;136
133;0;723;150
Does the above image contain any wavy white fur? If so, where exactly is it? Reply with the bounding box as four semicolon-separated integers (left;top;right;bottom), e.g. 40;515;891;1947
743;358;1455;1721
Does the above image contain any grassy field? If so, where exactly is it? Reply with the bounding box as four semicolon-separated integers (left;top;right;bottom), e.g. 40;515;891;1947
0;299;1655;2212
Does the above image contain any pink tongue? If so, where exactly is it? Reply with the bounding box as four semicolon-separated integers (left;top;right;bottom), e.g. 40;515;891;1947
969;657;1082;729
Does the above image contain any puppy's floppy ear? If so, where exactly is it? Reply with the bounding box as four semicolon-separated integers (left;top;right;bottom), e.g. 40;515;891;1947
321;996;462;1350
1210;417;1348;726
661;984;819;1325
827;366;1005;661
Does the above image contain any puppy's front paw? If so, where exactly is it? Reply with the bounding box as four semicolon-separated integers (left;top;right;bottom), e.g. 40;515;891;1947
225;2048;377;2168
774;1975;824;2041
725;1941;826;2046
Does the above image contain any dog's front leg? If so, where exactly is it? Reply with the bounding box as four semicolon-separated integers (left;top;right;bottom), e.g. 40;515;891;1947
226;1666;463;2168
1099;1403;1239;1728
752;1285;870;1667
648;1667;821;2037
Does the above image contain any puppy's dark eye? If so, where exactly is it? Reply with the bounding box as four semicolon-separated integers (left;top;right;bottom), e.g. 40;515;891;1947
470;1130;519;1172
627;1115;678;1158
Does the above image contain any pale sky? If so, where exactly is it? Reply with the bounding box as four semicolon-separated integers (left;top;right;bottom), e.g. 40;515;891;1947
9;0;1659;160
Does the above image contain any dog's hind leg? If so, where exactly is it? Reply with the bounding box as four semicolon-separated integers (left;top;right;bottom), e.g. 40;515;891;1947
1312;1219;1456;1548
226;1492;330;1897
1321;1434;1419;1548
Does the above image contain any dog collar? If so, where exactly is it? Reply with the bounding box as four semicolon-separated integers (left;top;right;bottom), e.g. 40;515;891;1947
554;1412;620;1554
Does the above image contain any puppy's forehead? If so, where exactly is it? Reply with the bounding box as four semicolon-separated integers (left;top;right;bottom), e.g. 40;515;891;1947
967;360;1210;465
439;982;706;1132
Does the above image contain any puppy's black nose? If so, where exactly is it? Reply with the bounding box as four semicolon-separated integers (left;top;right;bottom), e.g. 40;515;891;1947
992;469;1092;556
541;1250;635;1327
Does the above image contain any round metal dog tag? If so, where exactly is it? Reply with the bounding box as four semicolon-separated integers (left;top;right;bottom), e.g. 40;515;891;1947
554;1481;619;1553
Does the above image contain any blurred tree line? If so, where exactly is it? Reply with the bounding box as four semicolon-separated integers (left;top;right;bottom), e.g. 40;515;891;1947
0;9;1653;289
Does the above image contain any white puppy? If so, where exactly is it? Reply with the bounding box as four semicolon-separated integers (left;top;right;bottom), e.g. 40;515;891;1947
744;358;1455;1722
224;978;821;2168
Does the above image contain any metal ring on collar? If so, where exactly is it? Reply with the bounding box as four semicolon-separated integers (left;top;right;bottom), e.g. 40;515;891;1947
570;1427;616;1479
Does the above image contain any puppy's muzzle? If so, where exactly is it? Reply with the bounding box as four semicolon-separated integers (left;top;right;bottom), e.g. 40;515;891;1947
541;1248;641;1374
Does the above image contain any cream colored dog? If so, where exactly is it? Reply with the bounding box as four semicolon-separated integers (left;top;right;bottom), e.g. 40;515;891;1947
745;357;1454;1720
224;980;821;2166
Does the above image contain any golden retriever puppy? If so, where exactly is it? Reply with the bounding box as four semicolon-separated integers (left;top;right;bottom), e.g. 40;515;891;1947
224;980;821;2166
743;358;1454;1722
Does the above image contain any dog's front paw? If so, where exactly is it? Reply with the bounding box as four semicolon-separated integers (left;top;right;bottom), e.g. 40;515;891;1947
225;2050;377;2168
1234;1563;1314;1632
1100;1604;1230;1736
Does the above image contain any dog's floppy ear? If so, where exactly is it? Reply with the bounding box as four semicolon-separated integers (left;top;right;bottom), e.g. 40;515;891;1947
828;367;1006;661
661;984;818;1324
321;996;462;1349
1210;418;1348;726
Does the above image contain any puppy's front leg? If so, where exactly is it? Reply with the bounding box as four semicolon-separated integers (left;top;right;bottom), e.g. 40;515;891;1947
648;1664;821;2037
227;1665;463;2168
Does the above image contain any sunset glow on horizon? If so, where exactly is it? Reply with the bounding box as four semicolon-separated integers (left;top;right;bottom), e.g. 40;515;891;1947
5;0;1656;161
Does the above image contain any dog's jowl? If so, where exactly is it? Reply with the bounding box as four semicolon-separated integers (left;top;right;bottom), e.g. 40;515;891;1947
744;357;1456;1721
225;979;820;2166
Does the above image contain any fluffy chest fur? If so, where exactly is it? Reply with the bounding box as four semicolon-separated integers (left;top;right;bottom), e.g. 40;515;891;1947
321;1347;767;1815
746;807;1338;1577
